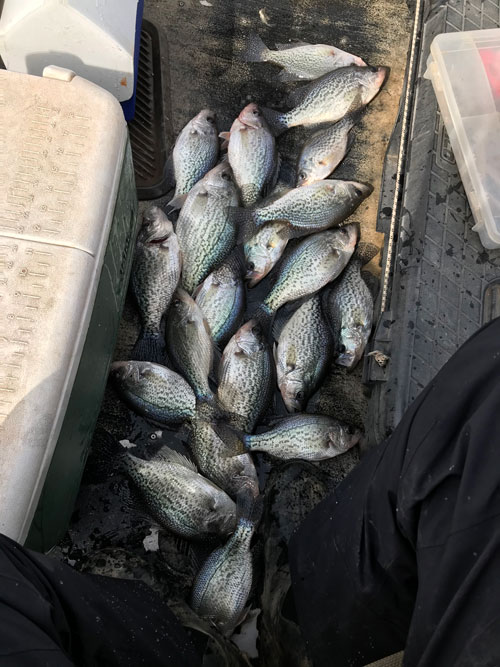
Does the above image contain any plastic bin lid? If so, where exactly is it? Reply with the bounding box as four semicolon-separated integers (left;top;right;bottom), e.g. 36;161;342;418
0;67;128;543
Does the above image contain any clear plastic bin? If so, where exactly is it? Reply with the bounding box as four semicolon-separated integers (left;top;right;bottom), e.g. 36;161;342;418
424;29;500;249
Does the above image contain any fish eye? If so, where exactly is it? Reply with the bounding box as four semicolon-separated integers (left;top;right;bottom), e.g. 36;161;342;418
339;344;346;354
296;390;304;400
246;261;255;271
298;170;307;180
353;187;363;197
206;115;215;123
221;171;231;181
369;66;378;73
252;325;260;335
252;108;261;116
173;298;182;307
346;424;356;435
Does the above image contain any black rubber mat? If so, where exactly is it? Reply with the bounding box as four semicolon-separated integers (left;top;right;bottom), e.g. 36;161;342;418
129;19;172;200
366;0;500;445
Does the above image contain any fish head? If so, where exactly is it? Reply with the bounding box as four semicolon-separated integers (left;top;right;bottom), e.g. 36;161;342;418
171;287;205;326
333;223;359;254
205;494;237;536
327;421;362;453
202;161;237;197
359;65;390;104
109;360;154;391
336;325;365;369
238;102;266;130
234;319;265;355
191;108;218;135
279;378;307;412
244;246;271;286
338;180;373;206
296;153;336;187
139;206;174;244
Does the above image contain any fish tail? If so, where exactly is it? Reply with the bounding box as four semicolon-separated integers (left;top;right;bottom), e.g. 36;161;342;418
253;303;274;338
241;32;270;63
211;420;249;455
236;485;264;529
260;107;289;137
195;393;225;422
131;330;166;364
233;207;260;244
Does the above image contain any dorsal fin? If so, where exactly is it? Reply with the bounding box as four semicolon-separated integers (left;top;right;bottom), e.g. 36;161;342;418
150;447;199;472
275;40;311;50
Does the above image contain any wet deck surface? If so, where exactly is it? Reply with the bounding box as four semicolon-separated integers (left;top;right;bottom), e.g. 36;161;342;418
53;1;412;664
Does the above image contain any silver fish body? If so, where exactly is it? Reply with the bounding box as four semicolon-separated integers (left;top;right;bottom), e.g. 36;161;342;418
191;493;259;635
261;224;358;317
264;65;389;134
194;256;245;346
131;207;182;361
242;33;366;81
225;103;278;206
243;413;361;461
109;361;196;424
217;319;274;433
188;418;259;499
166;288;214;401
246;179;372;238
170;109;219;204
275;295;331;412
176;162;240;294
122;448;236;540
296;115;357;186
323;258;373;369
243;221;289;287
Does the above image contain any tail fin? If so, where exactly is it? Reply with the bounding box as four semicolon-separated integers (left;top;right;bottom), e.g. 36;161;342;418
236;485;264;529
260;107;289;137
195;394;226;423
241;32;270;63
353;241;379;266
253;303;274;339
131;331;166;364
232;207;260;244
212;421;249;456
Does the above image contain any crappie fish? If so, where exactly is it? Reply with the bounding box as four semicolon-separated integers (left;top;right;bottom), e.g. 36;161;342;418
191;490;261;635
221;103;278;206
259;224;358;318
296;115;358;186
168;109;219;209
217;319;274;433
226;413;361;461
131;206;182;363
188;418;259;499
120;447;236;540
243;221;289;287
238;179;372;240
166;288;214;401
176;162;240;294
242;32;366;82
109;361;196;424
263;65;389;135
275;295;331;412
323;257;373;369
194;255;245;346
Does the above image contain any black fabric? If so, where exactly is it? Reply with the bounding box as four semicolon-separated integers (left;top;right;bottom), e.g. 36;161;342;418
289;316;500;667
0;534;201;666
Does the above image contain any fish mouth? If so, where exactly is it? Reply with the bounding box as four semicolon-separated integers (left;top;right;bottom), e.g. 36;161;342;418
246;271;265;287
376;66;390;87
110;360;137;382
336;350;360;370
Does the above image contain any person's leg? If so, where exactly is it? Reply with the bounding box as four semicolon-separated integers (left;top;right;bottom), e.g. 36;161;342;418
289;316;500;667
0;534;202;667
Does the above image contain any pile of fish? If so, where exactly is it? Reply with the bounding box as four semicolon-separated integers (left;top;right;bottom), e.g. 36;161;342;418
104;33;388;641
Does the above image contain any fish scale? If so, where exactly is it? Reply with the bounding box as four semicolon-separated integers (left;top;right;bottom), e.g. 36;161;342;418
323;257;373;369
275;295;331;412
176;163;239;294
170;109;219;203
243;413;361;461
188;419;259;499
122;450;236;540
247;179;372;236
217;320;274;433
195;256;245;346
262;225;358;316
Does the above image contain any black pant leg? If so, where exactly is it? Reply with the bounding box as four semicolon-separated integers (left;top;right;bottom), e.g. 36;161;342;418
289;316;500;667
0;534;202;667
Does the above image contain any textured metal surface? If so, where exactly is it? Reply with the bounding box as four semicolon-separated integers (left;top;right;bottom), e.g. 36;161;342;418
129;20;171;200
368;0;500;443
